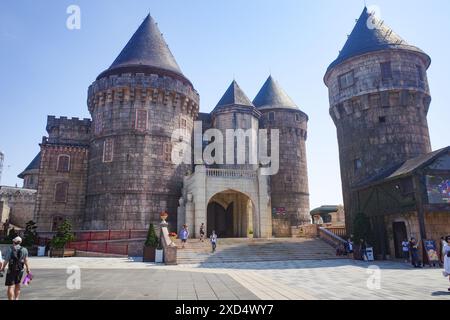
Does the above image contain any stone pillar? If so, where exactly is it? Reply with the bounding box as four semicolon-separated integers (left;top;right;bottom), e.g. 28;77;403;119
185;194;195;238
258;169;272;238
177;197;185;235
193;165;207;238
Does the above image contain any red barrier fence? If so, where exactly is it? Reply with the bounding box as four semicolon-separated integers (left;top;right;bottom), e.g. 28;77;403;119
66;241;129;255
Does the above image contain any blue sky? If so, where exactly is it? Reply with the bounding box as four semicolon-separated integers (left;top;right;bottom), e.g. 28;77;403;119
1;0;449;210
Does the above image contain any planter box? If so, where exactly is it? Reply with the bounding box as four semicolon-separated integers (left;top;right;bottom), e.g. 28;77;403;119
50;248;76;258
143;246;156;262
155;249;163;263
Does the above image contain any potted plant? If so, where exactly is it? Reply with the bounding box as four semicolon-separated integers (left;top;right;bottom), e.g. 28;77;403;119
160;211;169;223
23;221;38;256
248;230;254;238
169;232;177;243
50;220;76;257
143;224;159;262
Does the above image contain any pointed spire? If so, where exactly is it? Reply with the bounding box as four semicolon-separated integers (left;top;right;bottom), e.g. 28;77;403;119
103;14;184;77
215;80;254;108
253;75;298;110
327;7;430;71
18;152;41;178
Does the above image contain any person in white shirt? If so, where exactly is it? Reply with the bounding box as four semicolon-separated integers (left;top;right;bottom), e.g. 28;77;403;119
401;239;410;263
210;231;218;253
443;236;450;292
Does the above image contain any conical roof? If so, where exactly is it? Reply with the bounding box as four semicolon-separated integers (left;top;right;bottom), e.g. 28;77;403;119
253;76;298;110
97;15;185;80
18;152;40;178
327;7;430;71
215;80;254;108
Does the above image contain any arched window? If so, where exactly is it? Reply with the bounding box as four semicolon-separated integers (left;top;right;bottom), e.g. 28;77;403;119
52;216;64;231
54;182;69;203
135;109;148;131
57;155;70;172
103;138;114;163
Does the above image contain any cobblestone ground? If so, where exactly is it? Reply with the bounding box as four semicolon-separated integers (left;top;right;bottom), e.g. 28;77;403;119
1;257;449;300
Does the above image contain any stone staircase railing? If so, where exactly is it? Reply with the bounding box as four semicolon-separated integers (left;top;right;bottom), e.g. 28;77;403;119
160;222;177;265
206;168;257;179
318;227;348;249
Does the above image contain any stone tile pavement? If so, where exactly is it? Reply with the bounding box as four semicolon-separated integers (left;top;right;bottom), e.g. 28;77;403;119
1;257;449;300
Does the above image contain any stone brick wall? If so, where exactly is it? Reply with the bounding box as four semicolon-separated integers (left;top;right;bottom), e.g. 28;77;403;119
325;50;432;231
259;108;310;236
84;72;199;230
34;144;89;231
0;187;36;227
46;116;91;145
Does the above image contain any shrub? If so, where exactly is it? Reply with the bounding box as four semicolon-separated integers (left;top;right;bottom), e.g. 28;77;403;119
23;220;38;248
51;220;75;249
145;224;159;248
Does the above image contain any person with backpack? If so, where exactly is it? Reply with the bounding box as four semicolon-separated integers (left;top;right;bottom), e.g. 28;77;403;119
1;236;31;300
210;231;218;253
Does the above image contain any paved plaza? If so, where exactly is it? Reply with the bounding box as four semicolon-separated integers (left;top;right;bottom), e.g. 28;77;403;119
0;257;449;300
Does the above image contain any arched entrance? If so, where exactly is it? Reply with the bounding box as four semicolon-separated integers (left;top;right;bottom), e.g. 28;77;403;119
207;190;254;238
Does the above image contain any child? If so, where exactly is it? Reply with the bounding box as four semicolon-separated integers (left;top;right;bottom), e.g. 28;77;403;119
210;231;218;253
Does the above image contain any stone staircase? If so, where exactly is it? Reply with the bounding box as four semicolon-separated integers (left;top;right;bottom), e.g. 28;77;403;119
175;237;346;264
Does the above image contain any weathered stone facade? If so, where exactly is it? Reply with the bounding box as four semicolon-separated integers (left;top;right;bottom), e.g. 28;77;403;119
0;186;36;228
84;73;199;230
325;8;432;230
22;14;310;236
259;108;309;236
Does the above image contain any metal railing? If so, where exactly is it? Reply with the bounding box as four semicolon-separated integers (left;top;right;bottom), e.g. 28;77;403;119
323;226;347;239
318;227;348;249
206;168;257;179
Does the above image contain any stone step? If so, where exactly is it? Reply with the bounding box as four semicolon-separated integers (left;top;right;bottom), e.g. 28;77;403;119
174;237;344;264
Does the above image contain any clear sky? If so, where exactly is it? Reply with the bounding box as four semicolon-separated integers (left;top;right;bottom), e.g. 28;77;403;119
1;0;449;210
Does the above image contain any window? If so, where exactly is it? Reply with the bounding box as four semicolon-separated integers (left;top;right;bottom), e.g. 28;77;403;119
164;143;171;162
295;113;301;122
354;159;362;171
380;62;393;80
103;138;114;163
338;71;355;90
52;216;64;231
379;116;386;123
268;112;275;121
54;182;68;203
94;112;103;135
135;109;148;131
416;65;424;81
180;117;187;135
57;155;70;172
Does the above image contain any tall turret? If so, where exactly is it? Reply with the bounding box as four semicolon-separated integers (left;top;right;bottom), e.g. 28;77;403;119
324;8;432;230
85;15;199;229
254;76;309;236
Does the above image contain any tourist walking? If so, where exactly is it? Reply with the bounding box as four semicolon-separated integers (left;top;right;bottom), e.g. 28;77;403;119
443;236;450;291
179;225;189;249
402;238;410;263
199;223;205;242
346;238;354;255
409;238;421;268
1;236;31;300
210;231;218;253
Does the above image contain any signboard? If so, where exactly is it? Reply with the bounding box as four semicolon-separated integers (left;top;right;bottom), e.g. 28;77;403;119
423;239;440;264
366;247;374;261
272;207;286;217
426;175;450;204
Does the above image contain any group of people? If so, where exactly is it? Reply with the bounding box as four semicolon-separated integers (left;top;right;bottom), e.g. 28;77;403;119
0;236;32;300
401;237;423;268
179;223;218;253
336;237;370;261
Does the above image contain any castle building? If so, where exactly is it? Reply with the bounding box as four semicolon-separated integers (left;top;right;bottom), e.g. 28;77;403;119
325;8;450;259
20;15;310;237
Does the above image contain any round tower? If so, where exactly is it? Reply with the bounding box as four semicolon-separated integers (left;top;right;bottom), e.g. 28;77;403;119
211;80;261;170
85;15;199;229
254;76;310;237
324;8;432;230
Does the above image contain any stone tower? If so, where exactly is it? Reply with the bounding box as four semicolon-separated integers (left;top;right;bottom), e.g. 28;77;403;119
210;80;261;170
85;15;199;229
324;8;432;230
254;76;310;236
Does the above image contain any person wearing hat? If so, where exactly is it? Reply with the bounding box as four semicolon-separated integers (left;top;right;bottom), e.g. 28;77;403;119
1;236;31;300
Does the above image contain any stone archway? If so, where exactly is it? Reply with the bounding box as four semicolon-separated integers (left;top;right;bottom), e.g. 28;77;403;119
207;190;254;238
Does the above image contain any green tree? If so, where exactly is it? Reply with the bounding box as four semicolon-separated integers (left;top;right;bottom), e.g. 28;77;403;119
145;224;159;248
51;220;75;249
23;220;38;248
6;228;18;243
352;212;375;245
